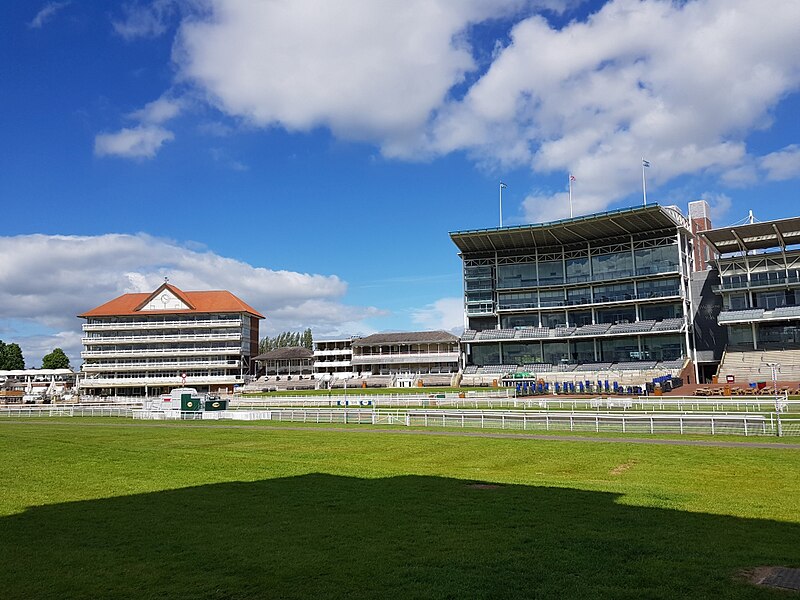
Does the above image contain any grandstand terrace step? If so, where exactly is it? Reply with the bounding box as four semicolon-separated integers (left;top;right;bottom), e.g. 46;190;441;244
574;362;613;371
573;324;611;336
652;318;684;331
607;320;656;335
514;327;550;339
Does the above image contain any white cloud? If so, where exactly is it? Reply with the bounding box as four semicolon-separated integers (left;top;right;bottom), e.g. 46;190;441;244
130;96;184;124
112;0;179;40
412;297;465;334
94;125;175;158
426;0;800;220
173;0;523;145
0;234;383;366
100;0;800;209
760;144;800;181
29;1;71;29
699;192;733;223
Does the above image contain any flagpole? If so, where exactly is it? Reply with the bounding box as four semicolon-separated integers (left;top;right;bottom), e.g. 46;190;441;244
641;158;648;206
568;174;574;218
499;182;507;227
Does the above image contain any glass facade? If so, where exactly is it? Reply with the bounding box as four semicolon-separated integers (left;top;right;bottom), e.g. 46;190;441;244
592;250;633;281
501;314;540;328
640;302;682;320
641;335;683;360
596;306;636;324
471;343;500;365
634;245;679;275
502;343;542;365
462;229;689;367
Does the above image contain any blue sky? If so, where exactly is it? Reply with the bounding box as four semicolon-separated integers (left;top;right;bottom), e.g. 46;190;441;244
1;0;800;366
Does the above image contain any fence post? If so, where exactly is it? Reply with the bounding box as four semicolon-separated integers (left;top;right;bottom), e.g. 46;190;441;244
711;416;715;435
649;416;654;435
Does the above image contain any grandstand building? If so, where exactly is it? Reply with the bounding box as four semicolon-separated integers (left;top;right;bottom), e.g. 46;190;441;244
450;205;697;386
702;217;800;382
351;332;459;378
79;282;263;396
313;337;357;378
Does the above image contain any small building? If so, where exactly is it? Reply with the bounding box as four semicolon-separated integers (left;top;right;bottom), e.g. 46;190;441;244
313;337;358;378
254;347;313;376
350;331;460;376
0;368;77;401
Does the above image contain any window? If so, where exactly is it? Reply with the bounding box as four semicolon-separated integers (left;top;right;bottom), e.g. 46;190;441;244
471;344;500;366
538;260;564;285
567;287;591;305
502;343;542;365
497;263;537;289
637;278;681;298
538;289;566;308
541;311;566;328
592;250;633;281
542;342;569;364
593;282;634;303
566;257;590;283
634;245;679;275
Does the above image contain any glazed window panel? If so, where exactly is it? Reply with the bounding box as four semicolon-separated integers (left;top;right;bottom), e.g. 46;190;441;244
538;260;564;285
635;244;679;276
591;251;633;281
502;343;542;365
497;263;537;289
471;343;500;366
542;342;569;364
566;257;591;283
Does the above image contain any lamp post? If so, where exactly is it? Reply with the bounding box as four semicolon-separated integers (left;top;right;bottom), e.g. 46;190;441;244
765;362;782;437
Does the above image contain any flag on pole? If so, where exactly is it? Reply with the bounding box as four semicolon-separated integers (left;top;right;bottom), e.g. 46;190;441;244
642;159;650;168
500;182;507;189
569;174;576;182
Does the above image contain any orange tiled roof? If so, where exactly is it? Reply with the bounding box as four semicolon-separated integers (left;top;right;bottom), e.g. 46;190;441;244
78;283;264;319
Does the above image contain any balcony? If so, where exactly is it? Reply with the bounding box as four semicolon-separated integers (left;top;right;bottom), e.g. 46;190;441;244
714;274;800;293
78;374;242;388
313;360;352;368
351;352;459;365
82;332;242;345
83;318;243;331
82;359;241;372
497;290;681;311
313;349;352;357
81;347;243;359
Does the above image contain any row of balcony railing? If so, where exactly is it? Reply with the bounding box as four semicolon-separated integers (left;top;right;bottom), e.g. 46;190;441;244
715;273;800;292
82;332;242;345
82;318;243;331
467;290;681;314
79;374;242;387
81;347;243;358
82;360;241;371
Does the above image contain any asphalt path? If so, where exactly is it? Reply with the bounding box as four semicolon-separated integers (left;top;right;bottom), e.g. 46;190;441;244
2;419;798;449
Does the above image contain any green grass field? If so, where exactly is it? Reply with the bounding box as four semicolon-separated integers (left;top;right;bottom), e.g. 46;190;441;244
1;420;799;599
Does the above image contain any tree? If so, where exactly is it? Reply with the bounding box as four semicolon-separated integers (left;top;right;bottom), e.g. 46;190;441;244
301;328;313;349
1;342;25;370
258;329;314;354
42;348;70;369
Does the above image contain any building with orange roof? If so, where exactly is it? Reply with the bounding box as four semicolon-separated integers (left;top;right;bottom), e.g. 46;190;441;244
78;282;263;396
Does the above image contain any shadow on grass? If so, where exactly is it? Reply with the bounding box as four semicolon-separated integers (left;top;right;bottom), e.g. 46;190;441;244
1;474;798;599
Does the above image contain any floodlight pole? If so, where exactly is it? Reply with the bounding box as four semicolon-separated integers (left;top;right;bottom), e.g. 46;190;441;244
641;158;648;206
766;362;782;437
